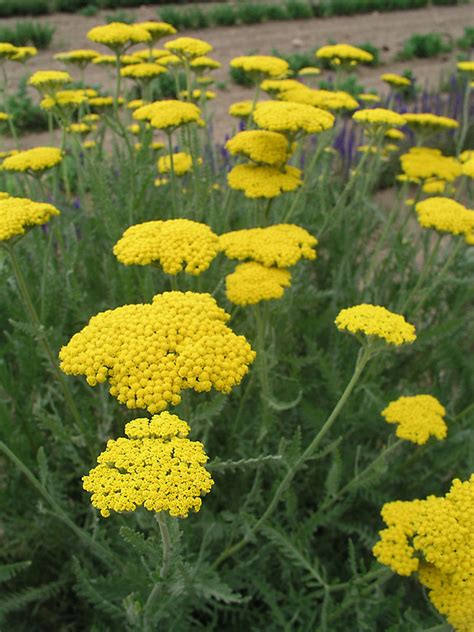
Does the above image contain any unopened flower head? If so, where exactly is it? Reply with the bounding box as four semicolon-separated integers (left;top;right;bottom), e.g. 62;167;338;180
228;163;302;199
59;291;256;413
1;147;62;173
230;55;289;79
87;22;151;52
335;304;416;346
83;412;213;518
226;262;291;305
226;130;291;166
253;101;335;136
0;196;60;241
113;219;218;273
382;395;447;444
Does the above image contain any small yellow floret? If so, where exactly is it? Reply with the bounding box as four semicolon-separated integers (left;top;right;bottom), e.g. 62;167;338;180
335;304;416;346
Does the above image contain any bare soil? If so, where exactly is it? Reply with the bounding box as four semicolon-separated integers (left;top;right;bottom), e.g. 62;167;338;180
1;3;472;146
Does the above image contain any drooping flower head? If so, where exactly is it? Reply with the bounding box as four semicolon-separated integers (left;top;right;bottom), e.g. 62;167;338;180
59;292;256;413
227;164;302;199
382;395;447;444
226;130;291;167
230;55;289;81
0;196;60;242
226;262;291;305
415;197;474;242
83;413;213;518
253;101;335;138
1;147;62;174
113;219;218;273
87;22;151;53
219;224;317;267
164;37;213;60
335;304;416;346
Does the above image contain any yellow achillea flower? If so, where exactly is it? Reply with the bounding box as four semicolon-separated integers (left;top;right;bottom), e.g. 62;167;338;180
40;89;89;112
402;113;459;131
253;101;335;136
382;395;447;444
89;96;118;108
87;22;151;51
135;21;176;43
157;152;193;176
54;49;99;68
373;475;474;632
385;128;405;140
190;56;221;71
381;73;411;87
457;60;474;75
459;149;474;163
113;219;218;272
134;100;201;131
0;192;10;199
10;46;37;62
28;70;72;91
219;224;317;267
462;158;474;179
164;37;213;59
179;89;216;101
132;48;168;61
335;304;416;346
1;147;62;173
67;123;93;135
230;55;289;79
358;93;381;103
415;197;474;239
59;291;255;412
228;163;302;199
0;196;60;241
93;53;139;66
83;413;213;518
226;130;291;167
279;87;359;112
0;43;19;60
297;66;321;76
228;100;253;118
226;262;291;305
315;44;373;64
127;98;148;110
353;108;405;129
400;147;462;182
121;62;166;80
260;78;302;96
0;112;11;121
421;179;451;195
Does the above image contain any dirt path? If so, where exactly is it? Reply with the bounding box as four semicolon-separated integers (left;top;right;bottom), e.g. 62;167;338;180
1;3;471;146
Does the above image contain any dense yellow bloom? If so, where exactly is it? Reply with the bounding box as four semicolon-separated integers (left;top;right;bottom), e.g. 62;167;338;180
228;100;253;118
54;49;99;67
403;113;459;131
164;37;212;59
157;54;181;67
136;21;176;43
0;112;11;121
93;53;139;66
0;43;18;60
230;55;289;79
89;96;118;108
335;304;416;346
462;158;474;179
422;179;450;195
460;150;474;163
260;79;302;95
279;87;359;111
315;44;373;64
67;123;93;134
219;224;317;267
121;62;166;80
228;164;302;199
1;147;62;173
385;128;405;140
0;192;10;199
179;89;216;101
132;48;168;61
353;108;405;129
381;73;411;87
10;46;37;62
157;152;193;176
28;70;72;91
373;475;474;631
83;413;213;518
40;89;89;112
127;99;148;110
59;291;256;413
297;66;321;76
382;395;447;444
190;56;221;71
134;100;201;131
253;101;335;136
358;93;381;103
114;219;218;273
400;148;462;182
226;130;291;166
87;22;151;51
226;262;291;305
457;60;474;74
415;197;474;239
0;196;60;241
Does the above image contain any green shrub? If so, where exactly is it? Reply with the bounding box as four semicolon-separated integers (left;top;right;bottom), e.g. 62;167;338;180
229;65;255;87
55;0;90;12
236;3;268;24
2;78;51;133
285;1;313;19
0;21;55;49
266;4;289;19
79;4;99;16
399;32;452;60
105;10;136;24
158;6;182;29
209;4;237;26
431;0;459;4
0;0;50;17
457;27;474;50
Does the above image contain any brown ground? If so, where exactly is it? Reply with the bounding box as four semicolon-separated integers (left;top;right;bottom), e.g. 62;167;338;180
1;3;472;146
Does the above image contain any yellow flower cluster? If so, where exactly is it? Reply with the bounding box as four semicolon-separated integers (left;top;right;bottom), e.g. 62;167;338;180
59;291;256;412
415;197;474;240
226;262;291;305
226;130;291;167
230;55;289;78
83;413;213;518
0;196;60;241
228;100;253;118
0;42;37;62
180;89;215;101
0;112;11;121
190;56;221;71
402;113;459;131
134;100;201;131
67;123;93;134
279;87;359;112
315;44;373;64
93;53;138;66
382;395;447;444
87;22;151;50
400;148;462;182
373;475;474;631
1;147;62;173
335;304;416;346
164;37;213;59
253;101;335;136
136;21;176;42
227;164;302;199
113;219;218;273
260;79;302;96
157;152;193;176
298;66;320;76
28;70;72;91
121;62;166;80
381;73;411;87
219;224;317;267
357;93;381;104
40;89;90;112
54;49;99;67
457;60;474;74
353;108;405;129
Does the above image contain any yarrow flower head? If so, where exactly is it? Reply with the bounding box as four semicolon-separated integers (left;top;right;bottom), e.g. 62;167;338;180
0;196;60;241
373;474;474;631
353;108;405;131
415;197;474;242
335;304;416;346
121;62;166;81
164;37;213;60
54;49;99;68
315;43;373;66
59;291;256;413
226;130;291;167
382;395;447;444
28;70;72;93
253;101;335;137
87;22;151;52
82;412;213;518
227;164;302;199
9;46;37;63
113;219;218;274
40;89;90;113
279;87;359;112
228;100;253;119
135;21;176;44
1;147;62;173
219;224;317;267
402;113;459;133
190;56;221;71
134;100;202;131
230;55;289;80
260;78;303;97
381;73;411;87
400;147;462;183
157;152;193;176
226;262;291;305
457;60;474;76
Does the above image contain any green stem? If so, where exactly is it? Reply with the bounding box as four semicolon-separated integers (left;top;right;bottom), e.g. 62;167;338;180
143;513;173;628
254;303;271;442
166;132;178;217
456;82;471;156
